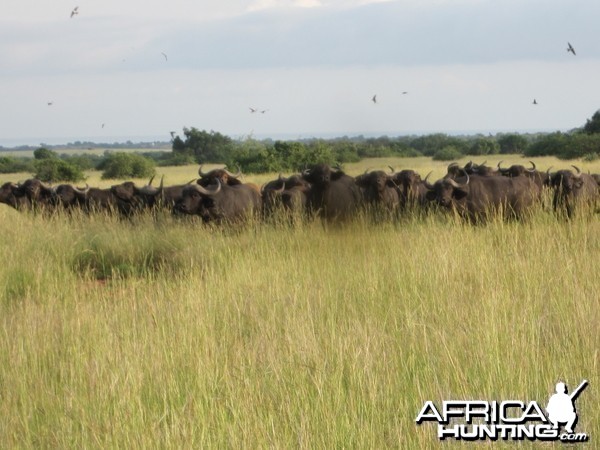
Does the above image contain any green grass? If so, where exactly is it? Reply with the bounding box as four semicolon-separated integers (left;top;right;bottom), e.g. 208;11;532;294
0;157;598;448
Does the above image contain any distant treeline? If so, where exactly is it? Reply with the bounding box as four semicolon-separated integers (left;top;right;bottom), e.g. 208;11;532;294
2;110;599;179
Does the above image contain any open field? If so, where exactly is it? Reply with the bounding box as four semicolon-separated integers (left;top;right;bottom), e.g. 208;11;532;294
0;156;598;448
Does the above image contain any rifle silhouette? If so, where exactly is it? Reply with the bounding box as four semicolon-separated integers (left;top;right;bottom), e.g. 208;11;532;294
570;380;588;402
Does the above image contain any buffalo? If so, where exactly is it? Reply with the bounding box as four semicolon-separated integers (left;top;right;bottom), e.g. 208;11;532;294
549;166;598;218
355;169;399;217
197;165;243;187
388;167;429;210
424;171;538;222
261;174;311;218
17;178;56;211
175;179;262;223
0;182;30;210
302;164;362;222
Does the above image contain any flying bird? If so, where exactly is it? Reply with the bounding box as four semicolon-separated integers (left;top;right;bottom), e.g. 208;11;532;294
532;99;538;105
169;131;176;139
161;52;168;61
249;107;257;113
101;123;105;129
70;6;79;18
567;42;576;56
402;91;408;95
372;94;377;104
260;109;268;114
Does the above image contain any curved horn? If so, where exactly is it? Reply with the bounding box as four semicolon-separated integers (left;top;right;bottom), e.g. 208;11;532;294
546;167;553;177
224;167;242;178
497;160;504;169
528;161;536;171
571;165;582;178
448;170;469;188
423;171;435;190
186;178;197;185
194;179;222;196
147;175;155;186
73;184;90;195
388;165;395;174
198;165;209;177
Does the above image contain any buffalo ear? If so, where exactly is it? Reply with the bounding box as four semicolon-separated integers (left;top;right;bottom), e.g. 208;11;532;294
574;179;584;189
425;190;437;201
453;188;468;200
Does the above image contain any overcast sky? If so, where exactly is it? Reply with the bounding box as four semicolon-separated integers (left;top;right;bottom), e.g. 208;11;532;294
1;0;599;145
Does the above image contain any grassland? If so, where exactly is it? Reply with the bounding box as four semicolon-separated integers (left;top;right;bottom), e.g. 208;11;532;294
0;156;598;448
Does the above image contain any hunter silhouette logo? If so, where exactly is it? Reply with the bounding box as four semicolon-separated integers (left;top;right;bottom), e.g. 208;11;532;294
546;380;588;434
416;379;589;443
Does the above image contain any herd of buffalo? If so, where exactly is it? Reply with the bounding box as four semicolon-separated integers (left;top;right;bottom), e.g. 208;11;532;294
0;161;599;223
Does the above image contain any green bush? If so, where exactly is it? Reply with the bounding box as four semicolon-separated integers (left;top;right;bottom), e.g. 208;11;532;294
34;159;85;182
432;146;463;161
101;152;156;179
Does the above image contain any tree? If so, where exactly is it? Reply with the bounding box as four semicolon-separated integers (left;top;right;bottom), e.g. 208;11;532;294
100;153;156;179
34;147;57;160
497;133;529;154
172;128;234;163
34;159;85;182
432;146;463;161
468;137;500;155
582;110;600;134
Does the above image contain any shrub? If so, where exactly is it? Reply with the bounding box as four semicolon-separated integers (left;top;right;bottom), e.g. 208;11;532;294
33;159;85;182
432;146;463;161
101;152;156;179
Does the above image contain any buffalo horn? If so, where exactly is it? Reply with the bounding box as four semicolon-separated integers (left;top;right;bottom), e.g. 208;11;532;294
388;165;395;174
198;165;209;177
528;161;537;171
571;165;582;178
73;184;90;195
423;171;435;190
194;179;221;196
224;167;242;178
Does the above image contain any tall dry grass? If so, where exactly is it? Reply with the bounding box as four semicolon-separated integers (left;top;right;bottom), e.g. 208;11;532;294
0;194;597;448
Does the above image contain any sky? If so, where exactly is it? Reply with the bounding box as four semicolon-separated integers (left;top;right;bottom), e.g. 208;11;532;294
1;0;599;146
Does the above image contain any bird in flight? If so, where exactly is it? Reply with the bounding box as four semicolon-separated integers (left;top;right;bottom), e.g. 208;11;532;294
101;123;105;129
567;42;576;56
372;94;377;104
260;109;268;114
70;6;79;18
532;99;538;105
47;101;53;106
161;52;168;61
402;91;408;95
249;107;257;113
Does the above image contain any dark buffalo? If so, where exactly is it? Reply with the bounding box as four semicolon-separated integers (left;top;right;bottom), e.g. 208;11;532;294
17;178;56;210
448;161;498;178
302;164;362;222
261;174;311;217
355;169;399;214
497;160;548;202
424;171;537;222
175;179;262;223
388;167;428;210
0;182;30;210
111;176;188;212
197;165;243;186
591;173;600;186
53;184;91;210
549;166;598;218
